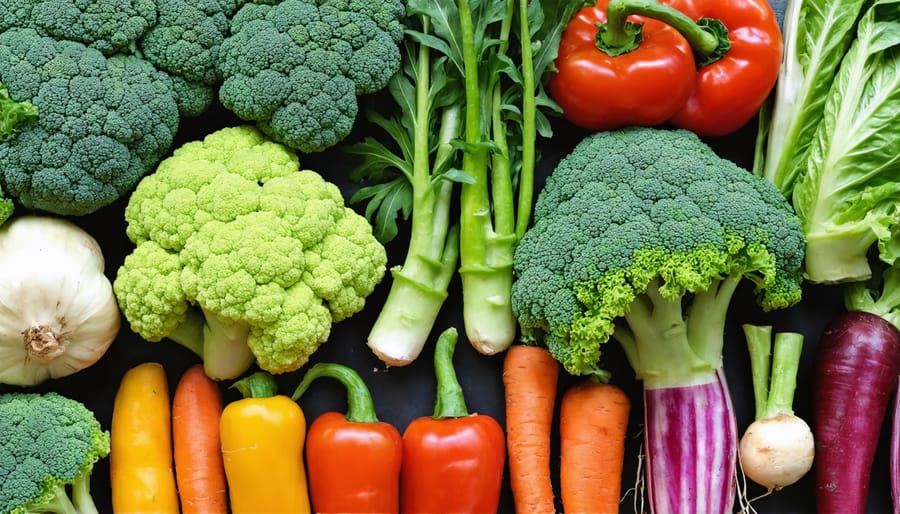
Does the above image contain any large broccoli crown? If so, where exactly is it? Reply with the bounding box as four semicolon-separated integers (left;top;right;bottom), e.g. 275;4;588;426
511;127;805;375
0;28;180;215
0;0;157;55
0;392;110;514
217;0;403;153
115;125;387;374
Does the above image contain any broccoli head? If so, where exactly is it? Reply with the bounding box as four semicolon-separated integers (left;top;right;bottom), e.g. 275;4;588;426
0;28;180;216
217;0;404;153
113;125;387;380
0;0;157;55
511;127;805;383
0;392;110;514
137;0;244;116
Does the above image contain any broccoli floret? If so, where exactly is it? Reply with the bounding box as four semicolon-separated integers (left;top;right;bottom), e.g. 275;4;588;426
0;0;157;55
511;127;805;382
217;0;404;153
0;28;180;216
0;392;110;514
114;125;387;379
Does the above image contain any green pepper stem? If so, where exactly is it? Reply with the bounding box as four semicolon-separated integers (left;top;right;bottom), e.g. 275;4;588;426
600;0;729;64
231;371;278;399
432;327;469;419
291;363;379;424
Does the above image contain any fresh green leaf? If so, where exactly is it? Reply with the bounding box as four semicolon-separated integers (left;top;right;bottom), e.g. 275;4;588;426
350;178;413;243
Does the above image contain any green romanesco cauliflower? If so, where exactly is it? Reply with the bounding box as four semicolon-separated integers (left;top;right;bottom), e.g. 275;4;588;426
0;28;180;216
0;0;157;55
217;0;405;153
0;392;110;514
511;127;805;383
114;125;387;379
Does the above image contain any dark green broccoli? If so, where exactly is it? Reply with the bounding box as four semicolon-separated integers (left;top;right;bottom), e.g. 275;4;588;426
0;0;157;55
0;392;110;514
217;0;404;153
511;127;805;382
137;0;244;116
0;28;180;216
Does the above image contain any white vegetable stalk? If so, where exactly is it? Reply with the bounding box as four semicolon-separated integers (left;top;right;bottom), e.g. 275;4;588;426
0;215;120;386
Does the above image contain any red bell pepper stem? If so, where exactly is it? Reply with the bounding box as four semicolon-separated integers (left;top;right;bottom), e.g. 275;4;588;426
599;0;730;64
293;362;379;422
400;327;507;514
432;328;470;419
293;363;403;514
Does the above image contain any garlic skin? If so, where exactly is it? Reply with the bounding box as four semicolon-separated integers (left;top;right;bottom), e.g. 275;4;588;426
0;215;121;386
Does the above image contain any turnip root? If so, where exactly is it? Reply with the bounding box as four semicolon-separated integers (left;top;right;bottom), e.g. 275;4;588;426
738;325;814;491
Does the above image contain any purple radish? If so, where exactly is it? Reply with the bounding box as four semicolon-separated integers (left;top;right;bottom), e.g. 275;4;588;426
813;310;900;514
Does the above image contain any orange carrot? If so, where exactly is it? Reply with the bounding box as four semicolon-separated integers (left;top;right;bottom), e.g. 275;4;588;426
560;380;631;514
172;364;228;514
502;345;560;514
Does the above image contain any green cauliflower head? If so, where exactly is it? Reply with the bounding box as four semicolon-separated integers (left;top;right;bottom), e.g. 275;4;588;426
115;125;387;376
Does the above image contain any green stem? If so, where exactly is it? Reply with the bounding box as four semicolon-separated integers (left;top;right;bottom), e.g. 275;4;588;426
458;0;491;270
72;472;99;514
490;0;514;237
600;0;729;64
292;363;379;423
232;371;278;399
742;324;773;420
767;331;803;417
432;327;469;419
515;0;536;240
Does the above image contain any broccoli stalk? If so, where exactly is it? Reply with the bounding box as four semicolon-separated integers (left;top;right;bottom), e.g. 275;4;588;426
166;307;256;381
351;14;464;366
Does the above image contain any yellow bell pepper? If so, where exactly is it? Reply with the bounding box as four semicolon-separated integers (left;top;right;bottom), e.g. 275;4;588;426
110;362;180;514
221;371;311;514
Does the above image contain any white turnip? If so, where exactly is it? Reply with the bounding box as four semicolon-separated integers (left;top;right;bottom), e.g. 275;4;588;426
738;325;814;491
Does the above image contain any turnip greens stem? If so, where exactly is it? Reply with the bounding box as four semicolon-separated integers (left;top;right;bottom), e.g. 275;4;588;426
743;324;804;420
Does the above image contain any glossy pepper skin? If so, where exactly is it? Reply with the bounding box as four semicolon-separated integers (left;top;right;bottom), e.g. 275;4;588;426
663;0;782;135
293;363;403;514
220;372;311;514
550;0;781;136
548;0;697;131
400;328;506;514
109;362;180;514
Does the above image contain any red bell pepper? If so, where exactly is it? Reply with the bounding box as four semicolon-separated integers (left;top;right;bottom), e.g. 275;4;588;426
549;0;781;136
662;0;783;136
292;362;403;514
400;327;506;514
549;0;698;131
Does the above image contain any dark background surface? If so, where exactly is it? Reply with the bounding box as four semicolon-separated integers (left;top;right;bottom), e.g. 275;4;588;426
0;94;892;514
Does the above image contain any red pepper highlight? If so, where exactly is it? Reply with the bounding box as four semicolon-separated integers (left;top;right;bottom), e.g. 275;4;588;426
400;327;506;514
293;363;403;514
